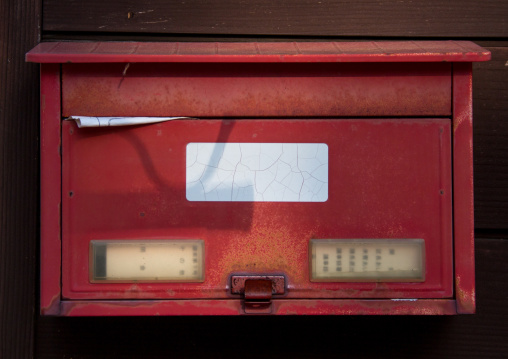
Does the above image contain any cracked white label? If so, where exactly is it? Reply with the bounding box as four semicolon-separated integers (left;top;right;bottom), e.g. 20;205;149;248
186;143;328;202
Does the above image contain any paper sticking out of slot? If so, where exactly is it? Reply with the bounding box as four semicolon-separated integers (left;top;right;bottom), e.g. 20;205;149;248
67;116;190;128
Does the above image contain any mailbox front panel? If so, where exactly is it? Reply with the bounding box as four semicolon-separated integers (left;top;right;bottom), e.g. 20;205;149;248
62;118;452;300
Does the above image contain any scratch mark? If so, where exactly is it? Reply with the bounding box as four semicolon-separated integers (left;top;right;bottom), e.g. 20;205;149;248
118;63;130;89
143;20;169;24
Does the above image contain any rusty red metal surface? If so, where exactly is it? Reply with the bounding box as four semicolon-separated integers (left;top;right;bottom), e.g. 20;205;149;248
61;119;453;301
452;63;476;313
58;299;457;316
30;41;489;316
26;41;490;63
61;62;452;118
40;64;62;315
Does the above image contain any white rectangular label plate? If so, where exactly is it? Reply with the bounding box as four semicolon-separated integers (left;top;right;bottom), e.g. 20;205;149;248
186;143;328;202
310;239;425;282
90;240;204;282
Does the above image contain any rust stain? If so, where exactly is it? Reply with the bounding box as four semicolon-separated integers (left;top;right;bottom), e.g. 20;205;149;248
41;294;61;315
63;300;241;316
63;64;451;117
455;276;476;313
208;206;312;287
123;284;170;299
295;283;413;300
63;78;116;116
453;110;472;133
275;299;453;315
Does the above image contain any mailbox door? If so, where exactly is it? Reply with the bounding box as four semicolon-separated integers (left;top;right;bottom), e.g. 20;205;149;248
62;118;452;300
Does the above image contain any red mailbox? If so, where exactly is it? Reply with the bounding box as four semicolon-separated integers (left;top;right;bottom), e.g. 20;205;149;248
27;41;490;315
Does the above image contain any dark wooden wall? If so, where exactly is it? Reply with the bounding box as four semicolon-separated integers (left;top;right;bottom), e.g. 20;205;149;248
1;1;507;357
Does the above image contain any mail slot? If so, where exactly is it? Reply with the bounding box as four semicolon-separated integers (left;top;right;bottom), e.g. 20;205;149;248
27;41;490;315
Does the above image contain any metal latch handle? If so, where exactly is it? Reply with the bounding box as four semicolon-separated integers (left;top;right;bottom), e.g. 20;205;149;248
244;279;273;313
231;275;286;314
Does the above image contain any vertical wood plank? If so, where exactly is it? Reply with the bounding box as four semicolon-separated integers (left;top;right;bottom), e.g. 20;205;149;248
473;47;508;229
0;0;40;357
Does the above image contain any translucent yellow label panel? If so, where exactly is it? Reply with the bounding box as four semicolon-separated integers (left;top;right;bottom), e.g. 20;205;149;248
310;239;425;282
90;240;204;282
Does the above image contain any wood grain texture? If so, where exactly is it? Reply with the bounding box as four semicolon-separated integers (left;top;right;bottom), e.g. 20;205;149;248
0;0;40;357
473;47;508;229
42;0;508;38
34;238;508;358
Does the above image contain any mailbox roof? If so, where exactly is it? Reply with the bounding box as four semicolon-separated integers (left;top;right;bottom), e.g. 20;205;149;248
27;41;490;63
